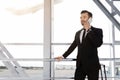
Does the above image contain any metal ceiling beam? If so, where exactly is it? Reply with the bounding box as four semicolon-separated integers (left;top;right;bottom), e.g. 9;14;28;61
93;0;120;31
112;0;120;1
106;0;120;16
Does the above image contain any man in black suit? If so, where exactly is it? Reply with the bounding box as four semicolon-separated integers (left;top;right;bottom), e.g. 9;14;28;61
55;10;103;80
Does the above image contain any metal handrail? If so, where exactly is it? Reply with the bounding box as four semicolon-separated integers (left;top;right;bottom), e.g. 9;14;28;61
0;58;120;61
0;76;119;80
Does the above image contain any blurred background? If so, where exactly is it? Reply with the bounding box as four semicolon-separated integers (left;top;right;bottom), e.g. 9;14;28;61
0;0;120;80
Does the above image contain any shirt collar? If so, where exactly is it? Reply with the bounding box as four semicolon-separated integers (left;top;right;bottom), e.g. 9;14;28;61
82;25;91;31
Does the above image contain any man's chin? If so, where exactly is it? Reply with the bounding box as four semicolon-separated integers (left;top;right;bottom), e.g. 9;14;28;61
81;23;84;26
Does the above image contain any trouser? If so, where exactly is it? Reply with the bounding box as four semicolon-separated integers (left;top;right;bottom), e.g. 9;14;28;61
74;65;99;80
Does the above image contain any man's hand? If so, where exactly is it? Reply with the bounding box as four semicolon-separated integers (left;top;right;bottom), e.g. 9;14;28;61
55;56;64;61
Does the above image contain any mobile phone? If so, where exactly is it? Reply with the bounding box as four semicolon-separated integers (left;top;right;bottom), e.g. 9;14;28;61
88;17;92;24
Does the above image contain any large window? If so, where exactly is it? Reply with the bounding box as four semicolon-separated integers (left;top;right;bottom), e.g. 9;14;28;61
52;0;112;43
0;0;44;78
0;0;43;64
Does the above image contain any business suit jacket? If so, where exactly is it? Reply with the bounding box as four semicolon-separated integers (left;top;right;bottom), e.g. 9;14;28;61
62;26;103;69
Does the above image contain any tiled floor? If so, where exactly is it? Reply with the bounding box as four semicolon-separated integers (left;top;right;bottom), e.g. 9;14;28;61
0;68;119;80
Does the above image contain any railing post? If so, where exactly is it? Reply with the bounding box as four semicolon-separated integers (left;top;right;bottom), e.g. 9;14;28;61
44;0;53;80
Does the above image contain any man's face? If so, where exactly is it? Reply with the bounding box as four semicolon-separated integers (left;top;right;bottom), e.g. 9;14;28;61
80;13;89;26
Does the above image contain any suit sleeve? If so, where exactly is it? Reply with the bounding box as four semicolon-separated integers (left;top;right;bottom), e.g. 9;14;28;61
62;33;77;58
88;28;103;47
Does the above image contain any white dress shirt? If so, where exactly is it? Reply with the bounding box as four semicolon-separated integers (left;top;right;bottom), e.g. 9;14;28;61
80;26;91;43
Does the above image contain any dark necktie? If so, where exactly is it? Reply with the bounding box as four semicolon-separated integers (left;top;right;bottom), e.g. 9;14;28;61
82;29;86;42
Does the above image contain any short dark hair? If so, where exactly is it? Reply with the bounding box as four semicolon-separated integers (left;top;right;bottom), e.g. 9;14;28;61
81;10;92;18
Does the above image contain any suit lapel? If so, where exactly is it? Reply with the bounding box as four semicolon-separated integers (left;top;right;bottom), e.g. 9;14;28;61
84;26;94;38
77;26;95;44
77;28;84;44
